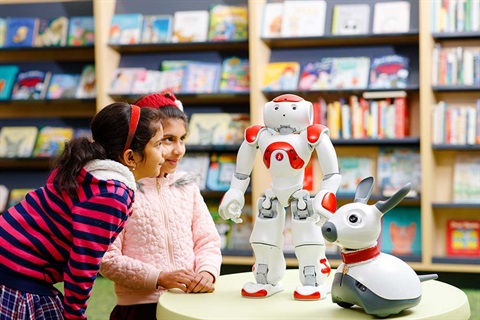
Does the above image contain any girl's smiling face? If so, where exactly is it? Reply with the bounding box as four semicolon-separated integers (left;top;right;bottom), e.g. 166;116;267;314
160;118;187;176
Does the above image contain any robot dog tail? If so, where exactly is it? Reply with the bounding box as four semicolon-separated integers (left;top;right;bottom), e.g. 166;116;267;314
418;274;438;282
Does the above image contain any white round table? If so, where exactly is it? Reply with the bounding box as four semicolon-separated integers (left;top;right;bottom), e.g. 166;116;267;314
157;269;471;319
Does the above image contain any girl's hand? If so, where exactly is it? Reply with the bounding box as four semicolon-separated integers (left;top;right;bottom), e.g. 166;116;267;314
186;271;215;293
157;270;196;293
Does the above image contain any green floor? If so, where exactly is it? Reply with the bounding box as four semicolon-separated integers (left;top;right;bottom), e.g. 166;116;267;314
82;276;479;320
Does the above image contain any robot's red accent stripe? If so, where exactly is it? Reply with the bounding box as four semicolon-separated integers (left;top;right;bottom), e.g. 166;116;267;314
341;245;381;265
245;125;264;143
320;258;331;276
293;291;321;300
263;142;305;169
321;192;337;213
273;94;303;103
242;288;268;297
307;124;326;143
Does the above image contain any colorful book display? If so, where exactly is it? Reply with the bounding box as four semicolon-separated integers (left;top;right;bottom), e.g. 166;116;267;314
446;220;480;257
141;15;172;43
4;17;38;47
338;157;374;196
67;16;94;46
187;113;249;146
75;65;96;99
331;3;370;35
171;10;209;42
33;126;74;158
298;59;333;90
46;73;81;99
206;153;236;192
330;57;370;89
0;126;38;158
181;62;221;93
109;13;143;45
11;70;51;100
263;61;300;91
369;54;410;89
0;65;19;100
261;2;283;38
219;57;249;92
452;154;480;203
208;4;248;41
35;16;68;47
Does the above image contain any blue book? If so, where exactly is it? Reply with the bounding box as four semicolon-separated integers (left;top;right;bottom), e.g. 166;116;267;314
109;13;143;45
4;17;39;48
141;15;172;43
46;73;81;99
67;16;94;46
11;70;52;100
0;65;20;100
181;61;221;93
380;206;422;256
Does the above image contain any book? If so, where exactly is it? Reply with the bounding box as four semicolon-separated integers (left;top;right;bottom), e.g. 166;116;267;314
0;65;19;100
281;0;327;37
261;2;283;38
369;54;410;89
0;18;6;47
7;188;33;208
33;126;74;158
171;10;209;43
181;62;221;93
177;152;210;191
338;157;374;196
109;13;143;45
377;147;421;198
159;60;191;93
0;185;8;212
73;127;92;140
187;113;249;146
446;220;480;257
380;206;421;256
373;1;411;34
452;154;480;203
67;16;95;46
75;65;96;99
141;15;172;44
108;67;146;95
0;126;38;158
131;69;163;95
11;70;51;100
35;16;69;47
219;57;250;92
263;61;300;91
208;4;248;41
330;57;370;89
298;59;333;90
4;17;38;47
46;73;81;99
331;3;370;35
206;153;236;191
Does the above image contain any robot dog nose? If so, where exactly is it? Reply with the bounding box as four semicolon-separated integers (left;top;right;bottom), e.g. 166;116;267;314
321;222;337;242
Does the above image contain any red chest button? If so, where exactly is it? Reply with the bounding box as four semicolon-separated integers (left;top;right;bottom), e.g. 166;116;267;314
264;142;305;169
276;153;284;161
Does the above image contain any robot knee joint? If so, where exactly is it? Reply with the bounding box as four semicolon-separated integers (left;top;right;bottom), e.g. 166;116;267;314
258;197;278;219
303;265;317;287
292;197;314;220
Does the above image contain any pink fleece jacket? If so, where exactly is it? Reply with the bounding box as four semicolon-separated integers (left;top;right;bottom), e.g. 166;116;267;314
99;171;222;306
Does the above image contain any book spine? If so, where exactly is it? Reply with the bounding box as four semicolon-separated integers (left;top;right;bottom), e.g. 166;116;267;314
394;96;408;138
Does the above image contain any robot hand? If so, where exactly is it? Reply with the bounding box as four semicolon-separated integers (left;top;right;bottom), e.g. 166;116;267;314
218;174;250;224
313;189;337;225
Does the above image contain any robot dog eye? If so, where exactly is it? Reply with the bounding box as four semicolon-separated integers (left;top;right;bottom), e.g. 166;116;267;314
348;214;360;224
274;104;279;110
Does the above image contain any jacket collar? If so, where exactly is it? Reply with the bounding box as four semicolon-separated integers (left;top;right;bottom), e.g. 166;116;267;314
85;159;136;191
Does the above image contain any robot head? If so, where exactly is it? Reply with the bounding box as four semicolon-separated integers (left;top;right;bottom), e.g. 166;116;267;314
263;94;313;133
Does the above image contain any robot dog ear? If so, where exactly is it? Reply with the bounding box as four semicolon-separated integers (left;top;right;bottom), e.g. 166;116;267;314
375;182;412;214
354;176;374;204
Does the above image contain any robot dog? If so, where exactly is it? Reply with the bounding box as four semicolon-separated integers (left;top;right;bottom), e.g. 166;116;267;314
321;176;437;317
219;94;341;300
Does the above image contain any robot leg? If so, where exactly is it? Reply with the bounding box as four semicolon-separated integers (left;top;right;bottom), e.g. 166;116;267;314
291;198;331;300
242;196;286;298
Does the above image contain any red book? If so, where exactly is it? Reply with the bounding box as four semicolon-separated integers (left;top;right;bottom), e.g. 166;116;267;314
394;96;410;138
446;219;480;257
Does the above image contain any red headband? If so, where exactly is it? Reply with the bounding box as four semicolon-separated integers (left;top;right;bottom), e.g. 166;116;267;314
123;104;141;153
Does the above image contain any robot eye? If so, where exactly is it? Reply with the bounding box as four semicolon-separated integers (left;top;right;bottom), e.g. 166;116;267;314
292;104;297;110
275;106;279;110
274;104;279;110
348;214;360;224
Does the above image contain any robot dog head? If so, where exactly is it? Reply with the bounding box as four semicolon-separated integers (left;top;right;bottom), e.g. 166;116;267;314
321;177;411;250
264;94;313;133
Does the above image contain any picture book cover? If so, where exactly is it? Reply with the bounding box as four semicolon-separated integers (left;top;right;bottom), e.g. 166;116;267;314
0;126;38;158
452;154;480;203
157;69;184;93
261;2;283;38
369;54;410;89
338;156;374;196
33;126;74;158
108;67;146;95
11;70;51;100
75;65;96;99
46;73;80;99
131;69;163;95
330;57;370;89
177;152;210;191
67;16;94;46
172;10;209;43
219;57;250;92
380;206;421;256
0;185;8;212
109;13;143;45
373;1;411;34
0;18;6;47
35;16;69;47
206;153;236;191
297;59;333;90
331;3;370;35
263;61;300;91
7;188;33;208
141;15;172;44
181;62;221;93
446;219;480;257
161;60;191;71
377;147;421;198
281;0;327;37
188;113;249;146
4;17;38;47
208;4;248;41
0;65;19;100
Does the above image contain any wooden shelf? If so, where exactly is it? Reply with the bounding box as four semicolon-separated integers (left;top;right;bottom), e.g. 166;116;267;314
0;99;96;118
432;31;480;40
432;144;480;150
432;85;480;92
0;158;52;170
432;203;480;209
332;137;420;146
0;46;94;62
109;40;248;54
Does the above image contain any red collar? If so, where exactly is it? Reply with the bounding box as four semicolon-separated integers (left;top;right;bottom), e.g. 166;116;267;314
341;245;380;265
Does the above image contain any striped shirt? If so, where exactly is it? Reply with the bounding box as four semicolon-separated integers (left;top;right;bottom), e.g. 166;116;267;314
0;162;135;320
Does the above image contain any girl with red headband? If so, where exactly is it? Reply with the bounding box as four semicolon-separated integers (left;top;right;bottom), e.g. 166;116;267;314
100;92;222;320
0;102;166;320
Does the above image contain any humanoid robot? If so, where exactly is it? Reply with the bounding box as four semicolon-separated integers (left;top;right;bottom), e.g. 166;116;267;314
219;94;341;300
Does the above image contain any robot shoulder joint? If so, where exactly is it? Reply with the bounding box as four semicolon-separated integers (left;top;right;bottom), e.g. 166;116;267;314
245;125;265;144
306;124;328;145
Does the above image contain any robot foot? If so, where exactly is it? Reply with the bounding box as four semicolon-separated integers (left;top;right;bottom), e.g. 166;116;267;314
241;282;284;298
293;284;330;301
